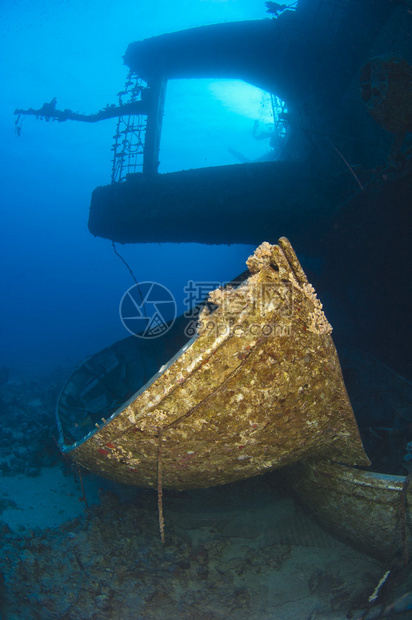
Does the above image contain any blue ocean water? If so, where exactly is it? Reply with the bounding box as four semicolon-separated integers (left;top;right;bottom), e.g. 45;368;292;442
0;0;275;378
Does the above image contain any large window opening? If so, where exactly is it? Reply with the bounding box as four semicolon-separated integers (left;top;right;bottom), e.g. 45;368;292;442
159;79;288;173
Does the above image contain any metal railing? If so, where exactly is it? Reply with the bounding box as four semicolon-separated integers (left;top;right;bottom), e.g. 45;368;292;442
111;73;147;183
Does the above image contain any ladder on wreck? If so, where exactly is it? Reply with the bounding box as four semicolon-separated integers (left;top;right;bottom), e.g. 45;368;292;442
14;70;166;183
110;72;166;183
110;73;147;184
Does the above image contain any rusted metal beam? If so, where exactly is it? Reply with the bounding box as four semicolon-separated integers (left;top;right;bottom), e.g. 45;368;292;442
14;99;150;124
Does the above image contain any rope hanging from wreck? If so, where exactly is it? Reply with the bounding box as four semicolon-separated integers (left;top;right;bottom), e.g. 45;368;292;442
111;241;138;284
111;241;149;323
152;331;267;545
157;435;165;544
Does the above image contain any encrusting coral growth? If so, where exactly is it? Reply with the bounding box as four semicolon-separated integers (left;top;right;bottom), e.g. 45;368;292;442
62;237;368;492
246;239;332;335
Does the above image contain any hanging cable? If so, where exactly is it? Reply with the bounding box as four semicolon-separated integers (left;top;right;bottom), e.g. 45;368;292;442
112;241;138;283
157;435;165;544
111;241;149;323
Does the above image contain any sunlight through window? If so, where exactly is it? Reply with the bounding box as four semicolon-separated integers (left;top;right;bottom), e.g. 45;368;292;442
159;78;288;173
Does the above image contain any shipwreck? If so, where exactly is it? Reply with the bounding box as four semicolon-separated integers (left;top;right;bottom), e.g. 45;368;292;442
16;0;412;560
55;238;412;559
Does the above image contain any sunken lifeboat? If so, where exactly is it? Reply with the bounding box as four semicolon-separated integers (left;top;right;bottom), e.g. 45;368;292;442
57;238;369;490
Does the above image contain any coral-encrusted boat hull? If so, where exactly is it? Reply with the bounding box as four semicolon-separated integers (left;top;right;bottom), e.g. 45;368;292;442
285;459;412;561
56;238;369;490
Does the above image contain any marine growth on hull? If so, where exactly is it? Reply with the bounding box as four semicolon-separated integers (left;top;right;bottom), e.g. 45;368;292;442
56;238;369;491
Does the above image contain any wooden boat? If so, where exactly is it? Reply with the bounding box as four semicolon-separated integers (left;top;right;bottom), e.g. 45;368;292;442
285;348;412;561
56;237;369;490
56;237;412;559
14;0;411;557
285;459;412;561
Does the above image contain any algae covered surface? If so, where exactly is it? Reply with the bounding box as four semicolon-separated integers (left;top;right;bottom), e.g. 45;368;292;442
65;239;368;490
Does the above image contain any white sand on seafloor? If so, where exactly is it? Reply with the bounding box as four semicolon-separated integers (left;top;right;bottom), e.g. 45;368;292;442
0;466;388;619
0;465;102;532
